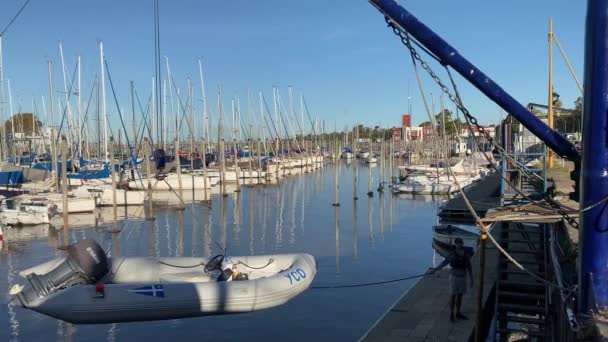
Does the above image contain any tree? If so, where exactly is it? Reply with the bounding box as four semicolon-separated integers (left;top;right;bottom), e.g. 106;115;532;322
4;113;43;137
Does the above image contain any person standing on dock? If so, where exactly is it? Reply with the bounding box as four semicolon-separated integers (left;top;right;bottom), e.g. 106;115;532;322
428;238;474;322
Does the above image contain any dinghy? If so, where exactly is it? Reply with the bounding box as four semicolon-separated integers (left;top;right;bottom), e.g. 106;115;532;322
10;239;317;324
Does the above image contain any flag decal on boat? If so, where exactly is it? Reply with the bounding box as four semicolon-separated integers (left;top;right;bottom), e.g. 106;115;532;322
128;285;165;298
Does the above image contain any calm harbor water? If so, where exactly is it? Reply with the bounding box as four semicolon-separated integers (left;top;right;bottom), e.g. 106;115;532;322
1;162;449;342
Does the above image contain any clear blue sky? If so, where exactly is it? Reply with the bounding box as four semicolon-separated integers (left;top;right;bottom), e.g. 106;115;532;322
0;0;586;137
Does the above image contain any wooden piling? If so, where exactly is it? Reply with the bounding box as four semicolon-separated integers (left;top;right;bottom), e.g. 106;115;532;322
60;137;69;248
144;138;155;220
220;139;227;197
202;139;209;203
234;139;241;193
367;141;373;197
109;137;119;232
174;138;186;209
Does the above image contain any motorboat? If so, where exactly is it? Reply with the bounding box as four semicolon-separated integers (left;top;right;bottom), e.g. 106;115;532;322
10;239;317;324
0;195;57;226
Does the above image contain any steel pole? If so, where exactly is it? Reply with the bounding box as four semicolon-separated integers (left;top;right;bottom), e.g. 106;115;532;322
579;0;608;313
368;0;580;162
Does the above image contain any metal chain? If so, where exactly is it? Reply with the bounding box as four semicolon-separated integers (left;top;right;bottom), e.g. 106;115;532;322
386;19;542;183
544;195;580;229
385;18;579;228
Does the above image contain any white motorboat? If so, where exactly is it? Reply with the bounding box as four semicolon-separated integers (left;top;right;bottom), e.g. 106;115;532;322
11;239;317;324
14;193;96;214
0;196;57;226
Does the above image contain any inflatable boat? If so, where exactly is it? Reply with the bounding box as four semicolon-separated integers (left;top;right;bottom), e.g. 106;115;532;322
10;239;317;324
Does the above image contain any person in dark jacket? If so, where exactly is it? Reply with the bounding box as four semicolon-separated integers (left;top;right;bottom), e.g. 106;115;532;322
428;237;474;322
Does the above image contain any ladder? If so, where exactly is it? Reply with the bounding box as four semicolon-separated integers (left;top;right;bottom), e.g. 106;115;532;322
495;222;549;341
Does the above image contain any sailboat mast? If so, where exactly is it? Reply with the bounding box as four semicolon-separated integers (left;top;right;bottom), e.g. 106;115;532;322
165;57;174;144
198;59;208;143
48;61;59;192
0;36;5;162
59;42;73;152
7;79;14;160
99;41;108;162
152;76;156;146
78;55;82;158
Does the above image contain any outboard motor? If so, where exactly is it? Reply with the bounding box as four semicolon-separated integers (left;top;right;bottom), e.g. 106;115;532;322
12;239;109;306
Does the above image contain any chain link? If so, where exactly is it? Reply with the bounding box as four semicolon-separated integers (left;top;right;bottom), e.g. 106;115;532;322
544;195;580;229
385;18;579;228
387;19;541;183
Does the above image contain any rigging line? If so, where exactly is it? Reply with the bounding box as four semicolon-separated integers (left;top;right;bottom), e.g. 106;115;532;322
391;20;545;185
78;75;97;140
444;125;573;290
445;67;563;214
0;0;32;37
301;96;320;149
261;94;282;141
134;89;155;148
408;42;570;292
311;273;426;289
552;33;583;94
580;194;608;213
277;93;304;153
168;75;196;142
55;61;78;144
103;59;145;189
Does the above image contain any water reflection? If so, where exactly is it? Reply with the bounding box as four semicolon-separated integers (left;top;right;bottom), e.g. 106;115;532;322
0;163;446;342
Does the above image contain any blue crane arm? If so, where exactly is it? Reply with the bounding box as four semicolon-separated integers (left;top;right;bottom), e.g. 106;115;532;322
369;0;580;162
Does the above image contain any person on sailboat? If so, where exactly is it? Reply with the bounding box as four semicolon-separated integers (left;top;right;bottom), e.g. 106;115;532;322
427;237;474;322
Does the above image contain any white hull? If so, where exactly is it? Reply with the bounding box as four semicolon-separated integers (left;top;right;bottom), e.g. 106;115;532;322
72;185;146;206
128;174;217;190
14;253;317;324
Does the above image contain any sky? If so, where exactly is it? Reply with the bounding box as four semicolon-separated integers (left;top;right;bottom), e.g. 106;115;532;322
0;0;587;139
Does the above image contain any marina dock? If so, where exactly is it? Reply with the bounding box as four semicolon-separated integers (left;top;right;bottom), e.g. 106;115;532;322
361;224;499;342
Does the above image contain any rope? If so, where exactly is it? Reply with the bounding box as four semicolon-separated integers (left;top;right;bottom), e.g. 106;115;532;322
235;258;274;269
311;273;426;289
402;36;574;293
0;0;32;37
158;260;207;268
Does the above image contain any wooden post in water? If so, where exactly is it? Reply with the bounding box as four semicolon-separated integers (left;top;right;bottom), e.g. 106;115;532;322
60;137;69;248
248;139;253;185
389;137;394;186
202;139;209;203
367;141;373;197
234;139;241;193
378;137;384;193
220;139;227;196
257;139;265;184
144;138;155;220
109;137;119;232
174;137;185;209
353;128;359;200
332;143;340;206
